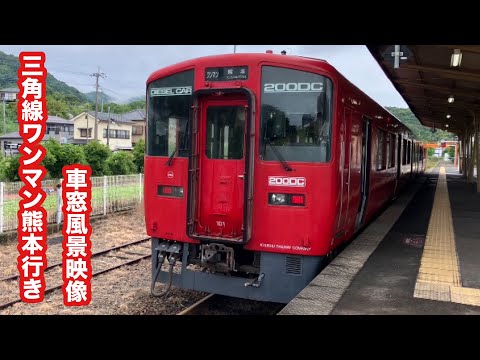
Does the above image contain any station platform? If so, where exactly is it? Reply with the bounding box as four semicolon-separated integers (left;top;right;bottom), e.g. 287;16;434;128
279;161;480;315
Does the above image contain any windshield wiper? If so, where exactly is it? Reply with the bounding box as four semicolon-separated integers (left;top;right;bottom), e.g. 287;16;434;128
166;119;189;166
263;137;293;172
166;142;180;166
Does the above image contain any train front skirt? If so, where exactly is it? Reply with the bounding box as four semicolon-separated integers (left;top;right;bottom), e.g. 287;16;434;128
151;239;324;303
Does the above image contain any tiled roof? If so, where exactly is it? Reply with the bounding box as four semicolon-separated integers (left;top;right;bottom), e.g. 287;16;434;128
0;131;21;139
0;132;70;140
47;115;73;125
122;109;146;122
87;111;134;124
0;87;19;93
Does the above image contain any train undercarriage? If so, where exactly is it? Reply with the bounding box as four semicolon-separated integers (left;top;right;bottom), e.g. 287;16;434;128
150;238;324;303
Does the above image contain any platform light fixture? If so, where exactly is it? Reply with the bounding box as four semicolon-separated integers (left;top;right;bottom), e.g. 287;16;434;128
445;124;449;128
446;114;451;119
450;49;462;67
448;95;455;103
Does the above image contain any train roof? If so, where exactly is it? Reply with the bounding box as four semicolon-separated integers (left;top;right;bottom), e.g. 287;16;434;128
147;52;417;140
147;53;336;84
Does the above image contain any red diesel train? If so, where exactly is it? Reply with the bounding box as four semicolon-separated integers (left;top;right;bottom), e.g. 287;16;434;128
144;51;425;303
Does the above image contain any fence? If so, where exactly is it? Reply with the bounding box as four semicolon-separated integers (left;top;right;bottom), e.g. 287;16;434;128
0;174;143;233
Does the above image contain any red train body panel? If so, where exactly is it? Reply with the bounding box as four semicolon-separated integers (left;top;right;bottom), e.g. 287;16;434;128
145;52;425;302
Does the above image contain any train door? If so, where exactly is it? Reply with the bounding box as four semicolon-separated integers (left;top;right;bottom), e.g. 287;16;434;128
397;134;402;180
192;96;248;242
410;141;416;177
408;140;413;179
355;117;371;230
337;107;352;232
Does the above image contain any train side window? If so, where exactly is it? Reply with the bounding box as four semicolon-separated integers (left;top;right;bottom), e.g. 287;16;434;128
402;139;407;165
377;130;386;171
407;140;411;164
389;133;395;168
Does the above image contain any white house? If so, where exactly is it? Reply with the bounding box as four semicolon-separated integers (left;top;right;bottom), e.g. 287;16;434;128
122;109;145;147
70;111;134;151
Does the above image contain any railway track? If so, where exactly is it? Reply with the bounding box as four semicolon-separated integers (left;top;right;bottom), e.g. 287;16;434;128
177;293;285;315
0;237;152;311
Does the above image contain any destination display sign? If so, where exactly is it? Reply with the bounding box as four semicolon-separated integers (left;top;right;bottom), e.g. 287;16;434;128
205;66;248;81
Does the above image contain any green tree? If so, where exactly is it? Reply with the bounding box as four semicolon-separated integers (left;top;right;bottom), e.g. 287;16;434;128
46;94;70;119
427;148;435;157
443;146;455;159
0;156;7;181
106;151;137;175
132;139;145;173
3;154;21;181
43;139;87;178
102;101;145;114
1;101;19;135
43;139;62;177
83;140;111;176
448;146;455;158
125;100;146;111
386;107;455;142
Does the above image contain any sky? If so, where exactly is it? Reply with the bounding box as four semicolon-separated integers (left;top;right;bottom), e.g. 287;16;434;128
0;45;408;107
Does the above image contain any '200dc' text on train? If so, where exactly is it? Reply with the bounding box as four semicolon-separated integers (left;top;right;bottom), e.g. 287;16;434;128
144;52;425;303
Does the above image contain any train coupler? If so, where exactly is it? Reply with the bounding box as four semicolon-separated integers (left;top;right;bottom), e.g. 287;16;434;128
244;273;265;288
201;243;235;273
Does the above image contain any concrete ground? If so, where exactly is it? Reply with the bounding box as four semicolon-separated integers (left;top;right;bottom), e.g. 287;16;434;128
332;163;480;314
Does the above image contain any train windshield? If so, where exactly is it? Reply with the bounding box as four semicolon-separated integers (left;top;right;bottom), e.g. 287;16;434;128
146;70;194;157
260;66;333;163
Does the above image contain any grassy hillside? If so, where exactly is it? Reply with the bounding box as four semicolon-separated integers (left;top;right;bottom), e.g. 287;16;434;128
0;51;88;104
0;51;93;132
386;107;455;142
126;95;145;103
84;91;113;103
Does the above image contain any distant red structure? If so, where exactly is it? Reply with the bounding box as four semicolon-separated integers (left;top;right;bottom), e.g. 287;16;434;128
425;141;458;166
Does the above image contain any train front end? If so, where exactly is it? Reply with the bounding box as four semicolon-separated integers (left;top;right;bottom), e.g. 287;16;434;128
145;53;338;303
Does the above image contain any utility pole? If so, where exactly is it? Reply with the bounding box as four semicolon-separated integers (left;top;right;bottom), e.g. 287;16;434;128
85;111;89;144
90;68;106;141
2;99;5;136
107;105;111;148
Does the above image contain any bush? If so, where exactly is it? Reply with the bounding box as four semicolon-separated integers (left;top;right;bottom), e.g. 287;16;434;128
43;139;87;178
2;154;21;181
132;139;145;173
83;140;111;176
106;151;137;175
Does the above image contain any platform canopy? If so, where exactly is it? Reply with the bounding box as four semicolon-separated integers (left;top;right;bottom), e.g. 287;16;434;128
367;45;480;135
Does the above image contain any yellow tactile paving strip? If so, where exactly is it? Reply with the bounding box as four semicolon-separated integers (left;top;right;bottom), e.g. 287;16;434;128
414;167;480;307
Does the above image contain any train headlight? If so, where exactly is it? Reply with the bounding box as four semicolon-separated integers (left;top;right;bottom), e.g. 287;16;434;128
271;193;286;204
269;193;305;206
